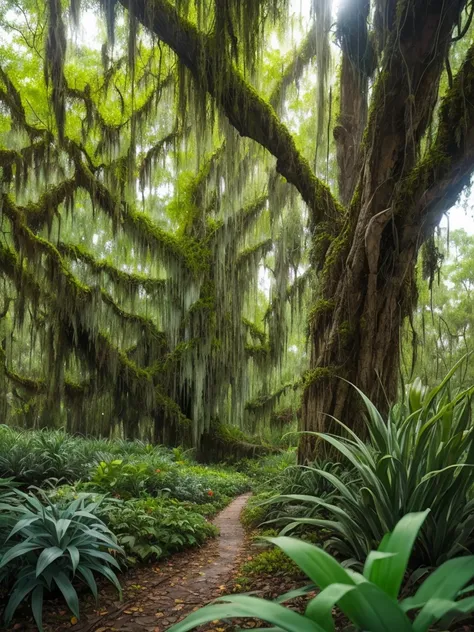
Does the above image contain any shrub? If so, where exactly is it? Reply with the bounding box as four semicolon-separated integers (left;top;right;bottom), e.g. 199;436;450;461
168;510;474;632
237;451;297;486
241;460;354;532
0;428;179;488
101;497;218;562
0;427;89;485
271;363;474;565
157;466;249;504
241;491;275;529
0;492;123;631
86;459;165;499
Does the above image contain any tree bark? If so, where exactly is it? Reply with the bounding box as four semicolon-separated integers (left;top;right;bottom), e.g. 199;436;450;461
300;0;473;461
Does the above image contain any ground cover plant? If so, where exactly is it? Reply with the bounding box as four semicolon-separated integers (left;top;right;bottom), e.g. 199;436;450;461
0;430;250;628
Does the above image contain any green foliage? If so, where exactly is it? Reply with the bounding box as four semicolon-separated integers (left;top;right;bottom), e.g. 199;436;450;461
241;491;276;529
237;450;297;485
85;456;249;504
0;427;90;485
404;228;474;392
240;452;353;532
0;492;123;631
102;497;217;562
240;545;301;578
0;428;250;628
271;363;474;565
169;511;474;632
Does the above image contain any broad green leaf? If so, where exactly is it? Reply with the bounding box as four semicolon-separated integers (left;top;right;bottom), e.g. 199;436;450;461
4;577;38;624
0;541;41;568
31;585;44;632
36;546;65;577
54;571;80;619
67;545;80;573
367;510;429;598
77;564;98;600
305;584;356;632
168;595;327;632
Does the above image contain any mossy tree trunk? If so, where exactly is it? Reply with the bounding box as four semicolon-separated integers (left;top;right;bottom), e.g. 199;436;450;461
300;0;474;460
124;0;474;459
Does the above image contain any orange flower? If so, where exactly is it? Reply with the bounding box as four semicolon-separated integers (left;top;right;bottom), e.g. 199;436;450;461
155;469;161;473
207;490;214;497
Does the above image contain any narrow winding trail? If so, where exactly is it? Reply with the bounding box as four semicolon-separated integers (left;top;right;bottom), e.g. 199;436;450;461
35;493;251;632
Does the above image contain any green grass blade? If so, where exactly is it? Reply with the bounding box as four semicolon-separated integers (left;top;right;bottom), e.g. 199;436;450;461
54;572;80;619
367;510;429;598
305;584;356;632
168;595;326;632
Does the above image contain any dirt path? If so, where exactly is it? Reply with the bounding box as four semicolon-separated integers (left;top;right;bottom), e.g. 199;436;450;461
21;493;251;632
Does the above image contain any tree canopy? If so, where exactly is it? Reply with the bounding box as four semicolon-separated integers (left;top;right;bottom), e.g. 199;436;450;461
1;0;474;457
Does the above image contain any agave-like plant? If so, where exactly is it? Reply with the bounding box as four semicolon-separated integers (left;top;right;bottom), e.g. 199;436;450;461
169;510;474;632
266;359;474;565
0;491;124;631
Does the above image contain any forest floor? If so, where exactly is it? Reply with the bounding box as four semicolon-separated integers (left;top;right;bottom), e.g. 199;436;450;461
8;493;252;632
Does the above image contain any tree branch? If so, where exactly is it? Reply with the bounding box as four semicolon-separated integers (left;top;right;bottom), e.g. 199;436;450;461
269;22;317;110
118;0;339;223
398;44;474;243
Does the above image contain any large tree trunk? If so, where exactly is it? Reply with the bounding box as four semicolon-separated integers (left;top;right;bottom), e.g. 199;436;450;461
300;0;467;461
300;205;417;461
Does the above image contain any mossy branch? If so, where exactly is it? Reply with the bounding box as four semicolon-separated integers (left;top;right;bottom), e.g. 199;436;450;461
72;157;208;273
100;289;166;343
2;356;90;400
138;127;183;190
119;0;339;225
245;382;294;413
269;22;317;110
0;234;186;424
237;239;273;269
58;242;168;295
23;177;77;231
242;317;266;344
397;43;474;241
213;195;268;242
0;68;47;140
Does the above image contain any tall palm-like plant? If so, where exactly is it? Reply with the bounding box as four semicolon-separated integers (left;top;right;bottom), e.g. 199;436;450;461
269;359;474;564
169;510;474;632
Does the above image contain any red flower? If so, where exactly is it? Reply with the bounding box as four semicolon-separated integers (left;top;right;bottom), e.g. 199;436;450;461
207;490;214;497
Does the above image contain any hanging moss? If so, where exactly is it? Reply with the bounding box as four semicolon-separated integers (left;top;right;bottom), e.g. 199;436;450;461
242;318;266;344
0;2;320;445
245;343;270;358
58;242;168;295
